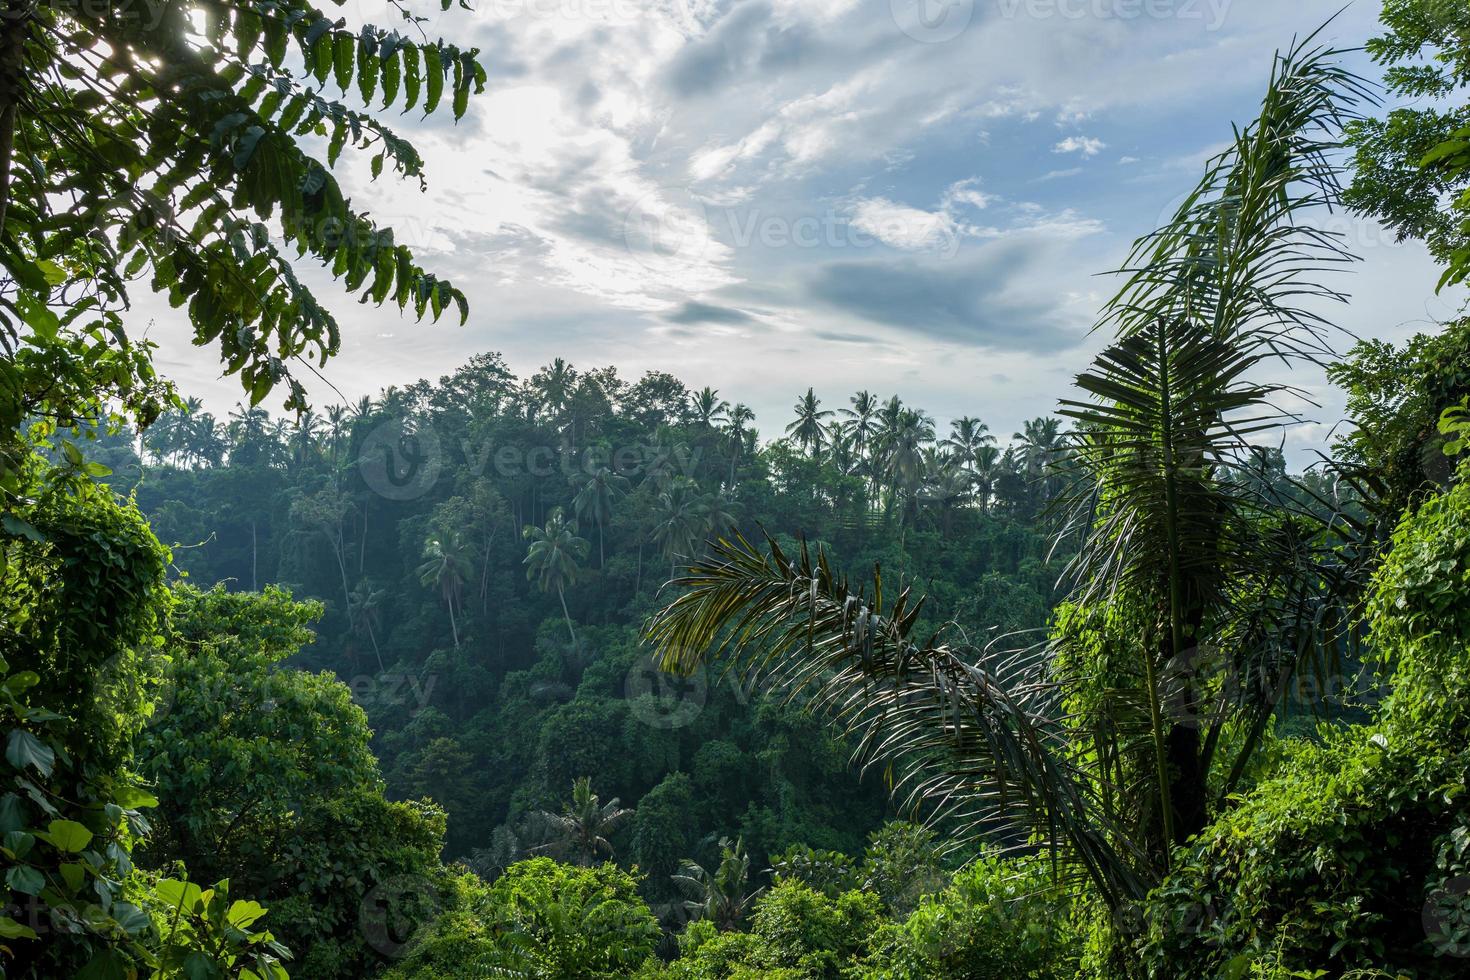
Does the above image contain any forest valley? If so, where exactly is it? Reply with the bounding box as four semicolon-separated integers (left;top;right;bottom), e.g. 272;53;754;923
5;0;1470;978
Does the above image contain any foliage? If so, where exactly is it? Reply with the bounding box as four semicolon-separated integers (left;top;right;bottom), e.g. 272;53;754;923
1134;464;1470;977
137;584;448;980
1346;0;1470;282
1326;318;1470;530
861;855;1079;980
389;858;660;979
0;457;288;977
668;879;882;980
531;778;635;868
0;0;486;504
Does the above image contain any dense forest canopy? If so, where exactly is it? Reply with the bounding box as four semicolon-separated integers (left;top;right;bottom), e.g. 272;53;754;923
4;1;1470;979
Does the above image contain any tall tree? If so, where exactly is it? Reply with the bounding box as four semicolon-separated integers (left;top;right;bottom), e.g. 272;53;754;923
786;388;833;459
725;403;756;487
531;777;634;867
418;533;472;648
523;507;589;644
651;478;705;579
573;467;630;566
690;387;730;430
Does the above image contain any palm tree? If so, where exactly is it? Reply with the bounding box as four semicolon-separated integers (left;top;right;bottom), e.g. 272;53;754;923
785;388;832;459
690;387;730;430
292;409;323;465
645;38;1368;911
348;579;386;673
325;405;349;464
534;357;577;443
651;479;705;579
725;403;755;487
943;416;995;504
532;777;634;867
418;532;472;647
972;444;1002;513
523;507;590;644
673;837;761;931
883;408;935;525
842;391;881;454
843;391;882;503
698;488;739;542
1012;417;1065;509
573;467;630;566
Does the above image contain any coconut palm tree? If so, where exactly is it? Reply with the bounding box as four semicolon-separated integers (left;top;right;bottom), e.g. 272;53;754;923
646;38;1369;910
690;387;730;430
348;579;386;672
418;532;472;648
725;403;756;487
972;444;1002;513
944;416;995;504
573;467;630;566
1013;417;1065;510
651;479;706;580
523;507;590;644
883;408;935;524
673;837;761;931
292;409;324;466
532;777;634;867
699;488;739;542
786;388;832;459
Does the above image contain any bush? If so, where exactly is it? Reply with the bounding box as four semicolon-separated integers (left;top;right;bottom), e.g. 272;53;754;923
1136;468;1470;977
388;858;660;979
860;854;1080;980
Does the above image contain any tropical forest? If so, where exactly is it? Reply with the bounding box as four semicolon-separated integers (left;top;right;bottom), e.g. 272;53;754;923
4;0;1470;977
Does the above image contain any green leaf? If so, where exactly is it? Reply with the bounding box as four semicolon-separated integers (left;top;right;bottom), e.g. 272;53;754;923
0;516;44;543
59;862;85;892
6;865;44;896
6;730;55;778
334;33;355;92
4;671;40;693
156;878;205;914
76;949;128;980
0;917;37;940
227;899;267;928
45;819;93;853
424;46;444;114
234;126;267;171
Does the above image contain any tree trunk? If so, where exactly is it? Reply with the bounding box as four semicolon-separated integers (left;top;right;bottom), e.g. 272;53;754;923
251;521;258;591
367;619;384;674
557;585;577;646
447;592;460;647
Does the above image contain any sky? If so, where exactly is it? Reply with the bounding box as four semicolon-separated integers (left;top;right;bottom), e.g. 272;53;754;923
140;0;1468;459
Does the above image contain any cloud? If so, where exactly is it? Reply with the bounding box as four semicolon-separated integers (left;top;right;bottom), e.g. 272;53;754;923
803;242;1086;352
847;198;960;252
1054;136;1106;156
663;301;758;325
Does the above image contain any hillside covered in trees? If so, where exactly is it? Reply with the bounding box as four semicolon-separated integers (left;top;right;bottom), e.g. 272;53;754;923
5;0;1470;978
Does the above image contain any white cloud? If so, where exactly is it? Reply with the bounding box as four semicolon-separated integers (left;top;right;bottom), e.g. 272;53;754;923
1054;136;1106;157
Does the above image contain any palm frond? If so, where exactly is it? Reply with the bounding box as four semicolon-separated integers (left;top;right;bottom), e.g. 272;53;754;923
647;531;1150;905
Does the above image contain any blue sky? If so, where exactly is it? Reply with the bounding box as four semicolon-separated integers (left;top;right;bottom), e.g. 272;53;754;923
144;0;1468;457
